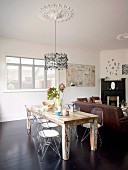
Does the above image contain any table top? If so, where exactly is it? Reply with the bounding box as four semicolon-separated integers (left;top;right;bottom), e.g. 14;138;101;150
30;105;98;126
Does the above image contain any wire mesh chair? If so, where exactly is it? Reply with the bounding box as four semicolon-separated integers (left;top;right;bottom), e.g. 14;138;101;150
37;117;59;129
25;106;61;160
81;107;103;144
34;113;61;141
35;116;61;161
25;105;61;143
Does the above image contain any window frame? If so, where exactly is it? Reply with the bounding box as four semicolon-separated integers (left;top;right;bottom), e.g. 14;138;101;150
6;56;55;90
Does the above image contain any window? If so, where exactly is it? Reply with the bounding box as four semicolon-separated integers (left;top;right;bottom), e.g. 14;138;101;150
6;56;55;90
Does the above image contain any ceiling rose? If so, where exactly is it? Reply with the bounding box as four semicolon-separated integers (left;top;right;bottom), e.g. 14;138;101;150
40;4;74;22
117;32;128;40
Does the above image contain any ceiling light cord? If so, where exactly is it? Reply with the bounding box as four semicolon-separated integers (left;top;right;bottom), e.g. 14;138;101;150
55;20;56;54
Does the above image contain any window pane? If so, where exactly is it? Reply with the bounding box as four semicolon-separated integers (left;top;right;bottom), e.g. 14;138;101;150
47;69;55;87
6;57;20;64
6;57;56;90
34;59;45;66
22;66;33;89
21;58;33;65
7;65;19;89
35;67;45;89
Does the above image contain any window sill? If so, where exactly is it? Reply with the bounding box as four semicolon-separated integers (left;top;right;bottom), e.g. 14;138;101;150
3;89;47;93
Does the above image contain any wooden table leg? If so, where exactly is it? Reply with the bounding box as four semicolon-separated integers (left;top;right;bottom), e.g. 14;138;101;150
90;119;98;150
26;107;31;134
62;124;70;160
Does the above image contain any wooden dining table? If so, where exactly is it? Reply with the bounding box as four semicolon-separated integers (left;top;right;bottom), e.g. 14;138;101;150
26;105;98;160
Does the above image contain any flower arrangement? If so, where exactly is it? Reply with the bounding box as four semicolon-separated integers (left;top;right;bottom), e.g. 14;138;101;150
47;83;66;100
119;100;127;106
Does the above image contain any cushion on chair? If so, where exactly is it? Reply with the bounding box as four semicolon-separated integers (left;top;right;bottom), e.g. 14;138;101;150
94;100;102;104
92;96;100;102
77;98;88;102
39;130;59;138
39;118;48;123
42;122;58;128
83;123;102;128
83;123;90;128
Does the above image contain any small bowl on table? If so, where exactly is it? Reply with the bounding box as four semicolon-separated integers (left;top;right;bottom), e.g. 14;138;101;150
55;111;61;116
42;101;54;111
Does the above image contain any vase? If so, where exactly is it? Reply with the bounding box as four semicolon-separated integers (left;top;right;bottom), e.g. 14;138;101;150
56;98;62;110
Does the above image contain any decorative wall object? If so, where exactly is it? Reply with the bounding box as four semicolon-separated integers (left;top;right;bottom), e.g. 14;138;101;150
105;58;120;76
122;64;128;75
66;63;95;87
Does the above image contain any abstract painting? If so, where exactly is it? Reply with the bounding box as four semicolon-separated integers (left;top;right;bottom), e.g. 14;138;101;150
66;63;95;87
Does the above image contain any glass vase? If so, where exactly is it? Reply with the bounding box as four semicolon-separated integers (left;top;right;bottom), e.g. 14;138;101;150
56;98;62;110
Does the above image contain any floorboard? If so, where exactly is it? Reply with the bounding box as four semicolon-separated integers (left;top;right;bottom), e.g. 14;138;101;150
0;120;128;170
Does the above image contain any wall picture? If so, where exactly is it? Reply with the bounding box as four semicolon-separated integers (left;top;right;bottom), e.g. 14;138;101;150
122;64;128;75
66;63;95;87
105;58;120;76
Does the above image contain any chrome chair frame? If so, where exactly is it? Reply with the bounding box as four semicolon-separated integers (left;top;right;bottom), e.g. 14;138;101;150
38;128;61;160
25;106;61;160
81;107;103;144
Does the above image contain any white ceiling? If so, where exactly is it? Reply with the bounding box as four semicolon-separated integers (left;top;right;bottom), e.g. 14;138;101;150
0;0;128;51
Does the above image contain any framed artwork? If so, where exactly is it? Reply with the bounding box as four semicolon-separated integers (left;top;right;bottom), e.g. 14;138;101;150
122;64;128;75
66;63;95;87
105;58;120;76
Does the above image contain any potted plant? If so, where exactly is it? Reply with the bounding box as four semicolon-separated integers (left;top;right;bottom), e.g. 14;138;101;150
119;100;127;108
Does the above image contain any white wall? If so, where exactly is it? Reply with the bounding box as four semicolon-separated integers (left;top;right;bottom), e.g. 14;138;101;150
100;49;128;99
0;37;100;122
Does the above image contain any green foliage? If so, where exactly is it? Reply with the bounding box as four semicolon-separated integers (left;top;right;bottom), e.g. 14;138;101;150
47;87;59;100
47;83;65;100
119;99;127;105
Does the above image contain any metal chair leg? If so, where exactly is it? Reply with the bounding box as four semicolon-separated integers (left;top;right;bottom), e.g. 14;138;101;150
71;126;78;139
81;128;90;142
98;131;102;144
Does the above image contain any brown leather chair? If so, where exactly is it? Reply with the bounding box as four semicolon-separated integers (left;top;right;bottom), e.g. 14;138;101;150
77;98;88;102
90;96;100;103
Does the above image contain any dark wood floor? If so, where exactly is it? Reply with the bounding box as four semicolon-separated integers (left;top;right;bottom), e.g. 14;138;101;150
0;120;128;170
